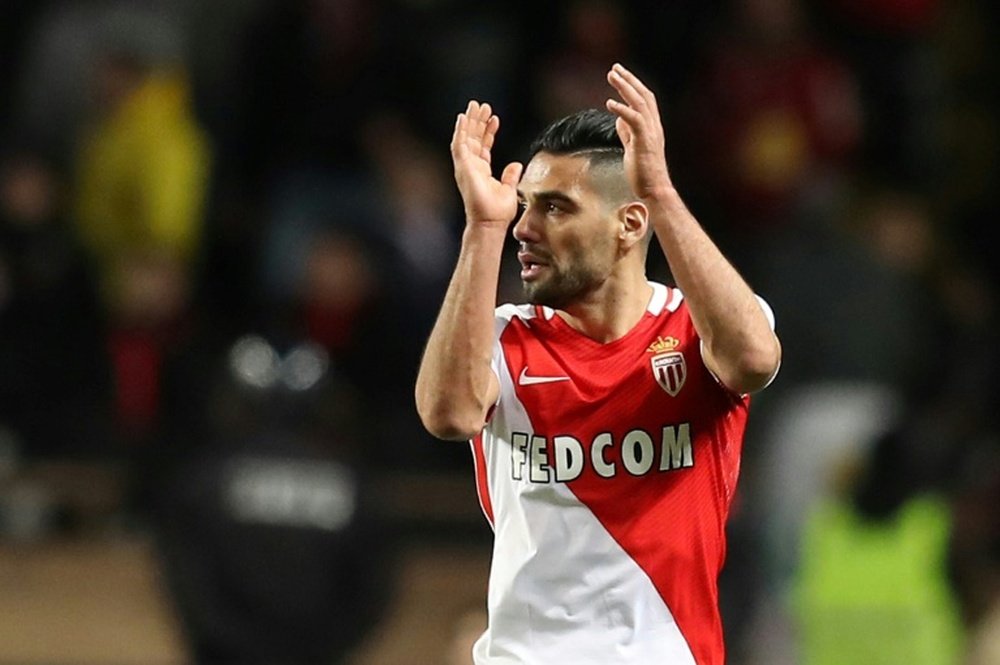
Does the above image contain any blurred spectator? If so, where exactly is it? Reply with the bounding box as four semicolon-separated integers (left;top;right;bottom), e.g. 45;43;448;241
814;0;944;182
230;0;390;191
298;230;383;373
259;219;452;470
747;185;934;394
740;182;999;662
361;111;460;323
154;331;391;664
74;48;208;294
360;111;473;468
72;37;211;445
9;3;187;165
205;0;392;340
255;109;468;469
838;189;998;661
0;147;110;459
951;437;1000;649
791;429;966;665
732;185;944;660
814;0;997;293
682;0;862;240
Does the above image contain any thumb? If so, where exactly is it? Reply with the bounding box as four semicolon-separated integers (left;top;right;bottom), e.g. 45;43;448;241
500;161;523;188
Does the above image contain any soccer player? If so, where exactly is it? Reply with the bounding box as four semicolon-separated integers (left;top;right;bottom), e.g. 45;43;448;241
415;63;782;664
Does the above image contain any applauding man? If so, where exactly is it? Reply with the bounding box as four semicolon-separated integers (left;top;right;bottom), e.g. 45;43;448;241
416;64;781;664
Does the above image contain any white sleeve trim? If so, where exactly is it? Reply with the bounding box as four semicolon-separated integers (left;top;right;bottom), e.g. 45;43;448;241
756;294;776;331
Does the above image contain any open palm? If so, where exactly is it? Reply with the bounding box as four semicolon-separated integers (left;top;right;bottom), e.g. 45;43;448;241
451;101;523;226
605;64;672;200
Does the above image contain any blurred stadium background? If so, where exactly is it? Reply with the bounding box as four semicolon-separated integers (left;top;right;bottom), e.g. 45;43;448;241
0;0;997;663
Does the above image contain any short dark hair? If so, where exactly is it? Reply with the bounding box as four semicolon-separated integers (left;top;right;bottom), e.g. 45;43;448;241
528;109;623;162
529;109;633;208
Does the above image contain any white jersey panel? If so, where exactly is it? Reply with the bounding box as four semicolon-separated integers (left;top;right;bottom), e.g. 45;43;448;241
473;308;696;665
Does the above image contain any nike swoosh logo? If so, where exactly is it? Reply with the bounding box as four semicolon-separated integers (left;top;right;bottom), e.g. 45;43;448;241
518;367;571;386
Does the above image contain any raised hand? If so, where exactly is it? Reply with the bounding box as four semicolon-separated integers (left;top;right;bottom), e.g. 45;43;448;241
605;63;673;201
450;100;523;227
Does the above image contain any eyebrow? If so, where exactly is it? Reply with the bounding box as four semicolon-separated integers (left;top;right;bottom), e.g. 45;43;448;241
516;190;579;208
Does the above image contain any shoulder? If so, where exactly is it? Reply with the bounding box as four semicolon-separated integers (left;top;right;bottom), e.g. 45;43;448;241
491;303;537;347
495;302;536;324
647;281;685;316
492;302;566;351
494;302;561;329
649;281;776;331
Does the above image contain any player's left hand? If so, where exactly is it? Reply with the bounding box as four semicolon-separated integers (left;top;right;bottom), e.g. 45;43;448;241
605;63;673;201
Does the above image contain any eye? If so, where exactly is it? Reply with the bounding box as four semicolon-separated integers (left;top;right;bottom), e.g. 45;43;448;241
517;200;527;212
545;202;562;214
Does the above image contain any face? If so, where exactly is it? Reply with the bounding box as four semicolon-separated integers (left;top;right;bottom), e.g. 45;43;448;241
513;152;620;308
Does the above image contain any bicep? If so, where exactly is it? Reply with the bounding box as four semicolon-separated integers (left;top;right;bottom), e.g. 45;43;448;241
701;295;780;395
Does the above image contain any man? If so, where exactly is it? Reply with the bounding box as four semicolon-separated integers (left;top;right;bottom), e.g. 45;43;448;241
415;63;781;664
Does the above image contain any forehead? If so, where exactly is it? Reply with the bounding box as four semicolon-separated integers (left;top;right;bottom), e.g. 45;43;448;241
519;152;594;197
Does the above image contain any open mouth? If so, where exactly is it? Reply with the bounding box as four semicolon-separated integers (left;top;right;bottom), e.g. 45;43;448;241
521;264;545;280
517;252;549;281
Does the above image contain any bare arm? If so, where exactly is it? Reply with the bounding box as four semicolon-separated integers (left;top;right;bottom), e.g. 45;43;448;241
606;64;781;394
415;101;524;440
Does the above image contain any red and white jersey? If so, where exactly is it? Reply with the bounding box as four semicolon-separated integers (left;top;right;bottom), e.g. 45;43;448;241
471;282;774;665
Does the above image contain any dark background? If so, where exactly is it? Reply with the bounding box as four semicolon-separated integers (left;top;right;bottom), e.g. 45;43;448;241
0;1;997;663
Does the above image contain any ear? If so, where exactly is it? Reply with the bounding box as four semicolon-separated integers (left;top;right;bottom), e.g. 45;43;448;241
617;201;649;251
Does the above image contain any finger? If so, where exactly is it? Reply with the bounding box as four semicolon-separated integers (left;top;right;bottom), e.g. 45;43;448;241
450;113;463;156
611;63;649;94
607;69;649;117
468;100;488;132
605;97;643;132
464;101;478;140
465;101;482;138
611;63;660;115
480;115;500;163
465;100;490;152
479;102;492;123
500;161;523;189
452;113;470;162
450;111;465;145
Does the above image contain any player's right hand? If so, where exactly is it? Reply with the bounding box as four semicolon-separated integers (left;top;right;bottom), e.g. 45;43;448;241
450;100;523;227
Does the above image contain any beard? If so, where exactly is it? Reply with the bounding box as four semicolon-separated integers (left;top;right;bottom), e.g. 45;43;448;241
523;257;606;309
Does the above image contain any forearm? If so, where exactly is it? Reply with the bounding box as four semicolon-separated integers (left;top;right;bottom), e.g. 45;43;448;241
415;224;507;440
647;186;780;393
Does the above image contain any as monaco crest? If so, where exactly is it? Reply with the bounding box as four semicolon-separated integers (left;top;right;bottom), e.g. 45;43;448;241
647;336;686;397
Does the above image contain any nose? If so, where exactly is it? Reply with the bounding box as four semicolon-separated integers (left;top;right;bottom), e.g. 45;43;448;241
512;207;539;244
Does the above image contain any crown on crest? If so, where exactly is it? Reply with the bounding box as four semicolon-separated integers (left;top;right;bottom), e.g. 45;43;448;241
646;336;680;354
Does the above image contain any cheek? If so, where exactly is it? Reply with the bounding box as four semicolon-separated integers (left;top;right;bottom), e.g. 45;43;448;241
563;232;615;277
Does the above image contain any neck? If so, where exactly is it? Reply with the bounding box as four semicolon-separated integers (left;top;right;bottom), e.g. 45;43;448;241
555;271;653;343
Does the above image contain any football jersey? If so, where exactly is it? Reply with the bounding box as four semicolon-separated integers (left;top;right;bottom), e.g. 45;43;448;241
470;281;773;664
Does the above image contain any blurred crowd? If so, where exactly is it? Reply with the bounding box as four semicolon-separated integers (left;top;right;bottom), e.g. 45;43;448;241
0;0;997;663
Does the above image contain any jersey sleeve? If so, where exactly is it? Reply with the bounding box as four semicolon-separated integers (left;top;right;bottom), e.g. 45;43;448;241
488;304;522;411
756;294;777;332
755;294;780;388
